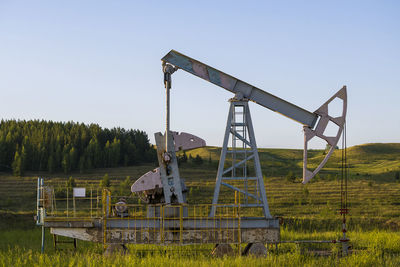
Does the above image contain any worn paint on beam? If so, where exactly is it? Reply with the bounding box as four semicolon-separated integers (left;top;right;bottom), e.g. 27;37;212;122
162;50;318;127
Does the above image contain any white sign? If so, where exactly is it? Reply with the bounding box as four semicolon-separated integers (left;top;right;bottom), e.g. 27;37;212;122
73;187;86;197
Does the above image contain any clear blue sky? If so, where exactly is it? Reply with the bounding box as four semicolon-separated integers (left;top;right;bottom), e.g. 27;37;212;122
1;1;399;148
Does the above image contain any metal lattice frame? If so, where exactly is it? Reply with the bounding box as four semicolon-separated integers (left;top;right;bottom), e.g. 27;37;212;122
210;99;271;219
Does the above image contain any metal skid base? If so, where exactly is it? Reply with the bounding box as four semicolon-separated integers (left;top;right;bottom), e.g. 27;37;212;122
46;217;280;245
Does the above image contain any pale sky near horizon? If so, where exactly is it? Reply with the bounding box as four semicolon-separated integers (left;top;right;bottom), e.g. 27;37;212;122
0;1;399;149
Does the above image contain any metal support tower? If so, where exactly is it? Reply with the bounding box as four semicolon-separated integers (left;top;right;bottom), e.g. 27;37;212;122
210;98;272;219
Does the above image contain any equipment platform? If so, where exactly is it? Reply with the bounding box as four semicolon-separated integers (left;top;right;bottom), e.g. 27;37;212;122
37;179;280;250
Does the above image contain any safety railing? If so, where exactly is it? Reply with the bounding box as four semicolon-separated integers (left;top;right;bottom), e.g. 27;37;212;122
36;179;242;247
37;181;103;220
103;199;242;246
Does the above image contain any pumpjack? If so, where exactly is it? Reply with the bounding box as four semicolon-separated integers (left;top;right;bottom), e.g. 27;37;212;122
133;50;346;216
37;50;347;256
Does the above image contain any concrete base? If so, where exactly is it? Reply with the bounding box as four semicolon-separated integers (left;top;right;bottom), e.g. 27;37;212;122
46;217;280;245
211;244;235;257
243;243;268;257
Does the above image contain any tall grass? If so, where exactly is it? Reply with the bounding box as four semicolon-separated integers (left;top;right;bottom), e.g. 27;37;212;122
1;229;400;266
2;144;400;265
1;244;400;267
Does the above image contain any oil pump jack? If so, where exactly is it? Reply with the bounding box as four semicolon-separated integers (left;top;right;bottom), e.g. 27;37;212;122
38;50;347;256
132;50;347;221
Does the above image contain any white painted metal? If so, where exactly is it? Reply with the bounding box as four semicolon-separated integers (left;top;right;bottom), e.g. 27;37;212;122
210;99;271;219
162;50;347;184
73;188;86;197
131;131;206;194
154;132;185;204
131;168;162;193
162;50;318;127
172;131;206;151
302;86;347;183
209;102;234;217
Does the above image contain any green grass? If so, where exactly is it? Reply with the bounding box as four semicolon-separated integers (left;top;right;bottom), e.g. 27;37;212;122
1;228;400;266
1;143;400;265
183;143;400;180
1;143;400;228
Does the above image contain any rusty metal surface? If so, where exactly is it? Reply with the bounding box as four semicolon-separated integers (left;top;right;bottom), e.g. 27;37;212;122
51;228;102;242
161;50;348;185
45;217;279;229
162;50;318;127
131;168;162;193
241;228;280;243
131;131;205;194
46;214;280;244
44;220;97;228
154;132;185;204
50;227;279;244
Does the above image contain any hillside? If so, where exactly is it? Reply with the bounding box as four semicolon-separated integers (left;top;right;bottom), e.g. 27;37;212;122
181;143;400;181
1;143;400;231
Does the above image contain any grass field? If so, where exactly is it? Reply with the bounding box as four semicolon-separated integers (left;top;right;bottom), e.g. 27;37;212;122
1;143;400;266
1;229;400;266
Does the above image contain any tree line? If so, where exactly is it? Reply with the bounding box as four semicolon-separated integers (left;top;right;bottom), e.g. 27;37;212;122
0;120;157;176
177;152;205;165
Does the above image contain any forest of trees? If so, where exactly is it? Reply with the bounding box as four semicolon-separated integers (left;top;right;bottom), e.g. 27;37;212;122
0;120;157;176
